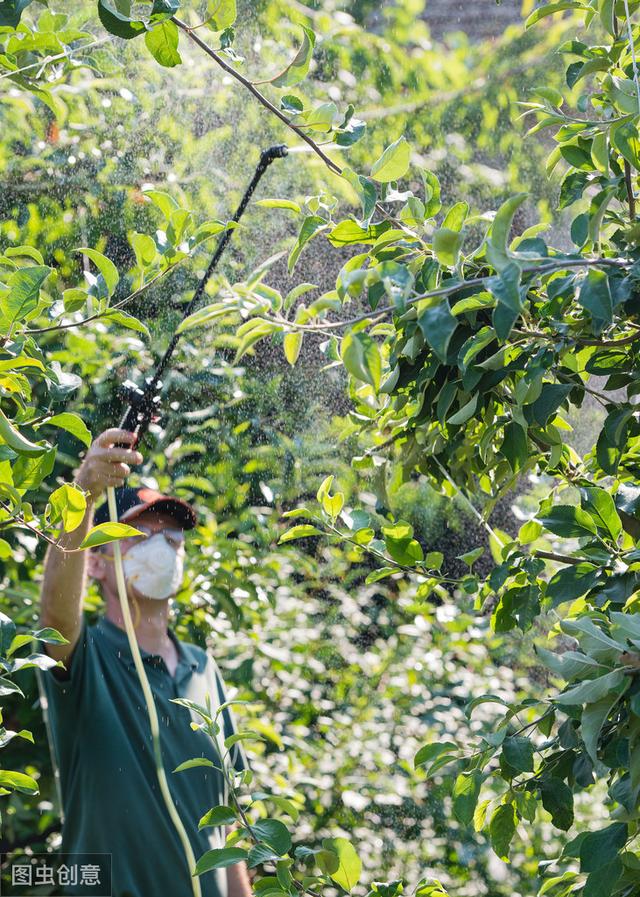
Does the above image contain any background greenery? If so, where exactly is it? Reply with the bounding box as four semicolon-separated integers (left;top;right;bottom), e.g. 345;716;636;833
0;2;623;896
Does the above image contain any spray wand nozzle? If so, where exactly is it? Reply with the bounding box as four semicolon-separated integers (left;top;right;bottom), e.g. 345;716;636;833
115;144;288;448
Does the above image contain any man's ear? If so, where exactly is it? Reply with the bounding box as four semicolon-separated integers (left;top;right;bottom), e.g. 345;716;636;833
87;548;108;582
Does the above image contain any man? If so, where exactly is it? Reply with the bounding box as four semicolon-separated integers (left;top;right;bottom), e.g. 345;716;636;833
38;428;252;897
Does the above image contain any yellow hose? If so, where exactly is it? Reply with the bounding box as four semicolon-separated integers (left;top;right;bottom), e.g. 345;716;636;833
106;486;202;897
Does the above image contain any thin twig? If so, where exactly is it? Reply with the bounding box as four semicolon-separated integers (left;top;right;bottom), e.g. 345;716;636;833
172;17;342;176
268;256;632;335
533;550;583;566
625;160;636;220
23;261;181;335
0;37;110;81
623;0;640;114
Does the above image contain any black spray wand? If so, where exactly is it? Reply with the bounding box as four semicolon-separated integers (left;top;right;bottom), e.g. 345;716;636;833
118;143;288;447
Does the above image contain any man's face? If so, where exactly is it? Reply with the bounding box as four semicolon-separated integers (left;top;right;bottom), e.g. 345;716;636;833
88;510;186;601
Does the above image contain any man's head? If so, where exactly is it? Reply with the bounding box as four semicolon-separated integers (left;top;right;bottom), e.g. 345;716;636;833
88;487;197;606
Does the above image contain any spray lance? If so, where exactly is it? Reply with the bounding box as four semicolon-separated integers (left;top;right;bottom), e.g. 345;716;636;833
106;144;287;897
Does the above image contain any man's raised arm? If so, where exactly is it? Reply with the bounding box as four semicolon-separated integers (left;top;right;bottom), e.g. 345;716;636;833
39;428;142;666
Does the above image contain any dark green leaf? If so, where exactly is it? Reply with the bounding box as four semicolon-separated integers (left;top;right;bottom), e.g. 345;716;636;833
540;778;574;831
418;301;457;362
580;824;628;873
489;803;517;860
537;504;597;538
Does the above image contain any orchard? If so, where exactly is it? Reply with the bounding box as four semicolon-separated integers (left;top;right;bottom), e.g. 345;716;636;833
1;1;640;896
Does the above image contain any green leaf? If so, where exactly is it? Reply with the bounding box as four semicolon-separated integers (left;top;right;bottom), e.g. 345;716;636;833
537;504;597;538
199;805;237;828
278;525;323;544
62;288;88;313
432;229;463;267
580;487;622;541
283;331;302;366
519;519;542;543
414;741;459;769
78;522;143;550
1;266;51;327
97;0;147;38
447;394;478;426
320;838;361;891
418;301;457;362
102;309;151;339
247;844;281;868
458;547;484;567
341;332;381;390
421;169;442;217
583;860;623;897
486;194;528;272
327;220;389;247
130;232;157;267
0;0;35;28
452;771;482;826
312;475;327;501
0;613;16;656
525;2;585;28
502;736;535;773
555;669;627;706
207;0;237;30
560;618;625;660
12;447;56;489
578;269;613;331
194;848;248;875
234;319;281;362
540;778;574;831
48;484;87;533
251;819;292;855
488;262;523;340
612;121;640;168
489;803;517;861
176;303;232;334
0;409;47;457
145;20;182;67
39;412;92;448
365;566;401;584
174;758;218;772
342;168;377;224
528;383;572;427
426;551;444;569
442;201;468;232
77;248;119;297
382;520;424;565
580;824;628;873
582;693;622;765
0;770;38;794
501;422;528;472
370;137;411;183
268;26;315;88
288;216;326;272
545;563;599;608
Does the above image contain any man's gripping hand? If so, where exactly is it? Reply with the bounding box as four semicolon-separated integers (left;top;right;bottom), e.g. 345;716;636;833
76;429;143;502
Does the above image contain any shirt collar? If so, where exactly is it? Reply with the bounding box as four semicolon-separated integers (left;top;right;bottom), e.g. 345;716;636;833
96;615;203;678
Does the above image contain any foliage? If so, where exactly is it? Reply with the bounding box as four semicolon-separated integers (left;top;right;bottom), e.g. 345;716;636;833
4;1;640;897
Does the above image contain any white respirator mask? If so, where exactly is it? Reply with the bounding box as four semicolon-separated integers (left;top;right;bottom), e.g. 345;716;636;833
123;533;184;601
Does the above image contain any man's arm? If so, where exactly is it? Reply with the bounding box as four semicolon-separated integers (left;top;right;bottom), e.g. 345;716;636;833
39;428;142;666
226;859;252;897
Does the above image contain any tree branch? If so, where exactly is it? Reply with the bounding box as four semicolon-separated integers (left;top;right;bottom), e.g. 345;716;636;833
625;159;636;220
172;17;342;175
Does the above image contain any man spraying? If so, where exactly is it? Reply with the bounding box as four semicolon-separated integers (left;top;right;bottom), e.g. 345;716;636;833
38;427;252;897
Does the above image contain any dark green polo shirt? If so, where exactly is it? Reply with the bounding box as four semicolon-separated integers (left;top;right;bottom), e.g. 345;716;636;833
38;616;246;897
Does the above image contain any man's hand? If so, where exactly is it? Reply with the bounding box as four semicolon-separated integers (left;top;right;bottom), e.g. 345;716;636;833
76;429;143;502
